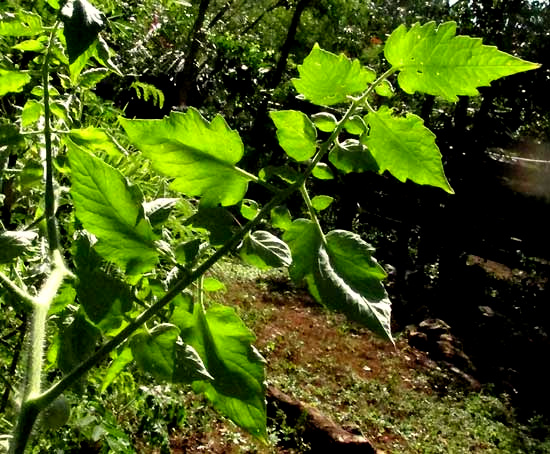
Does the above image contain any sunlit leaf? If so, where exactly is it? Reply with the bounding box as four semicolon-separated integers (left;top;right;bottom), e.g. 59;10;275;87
173;304;266;439
292;43;376;106
363;106;453;193
270;110;317;162
21;100;43;127
311;195;334;211
203;277;226;292
283;219;322;282
0;70;31;97
0;11;43;36
68;127;122;157
68;142;159;274
311;112;338;133
120;109;250;207
385;21;540;102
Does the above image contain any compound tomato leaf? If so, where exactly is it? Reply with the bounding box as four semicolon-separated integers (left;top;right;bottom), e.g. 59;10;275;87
385;21;540;102
270;110;317;162
61;0;105;64
68;141;159;275
173;304;266;440
239;230;292;270
314;230;393;343
120;109;250;207
292;43;376;106
130;324;212;384
363;106;453;193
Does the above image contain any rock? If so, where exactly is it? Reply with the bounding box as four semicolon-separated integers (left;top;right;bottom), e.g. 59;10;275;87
267;385;376;453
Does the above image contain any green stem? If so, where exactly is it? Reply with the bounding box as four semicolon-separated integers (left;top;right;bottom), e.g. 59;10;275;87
299;183;326;246
0;273;36;309
42;23;61;254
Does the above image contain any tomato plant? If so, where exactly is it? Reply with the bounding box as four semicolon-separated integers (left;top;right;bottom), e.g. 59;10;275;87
0;1;538;452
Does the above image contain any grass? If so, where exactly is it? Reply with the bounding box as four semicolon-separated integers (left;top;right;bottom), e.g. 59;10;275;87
18;256;550;453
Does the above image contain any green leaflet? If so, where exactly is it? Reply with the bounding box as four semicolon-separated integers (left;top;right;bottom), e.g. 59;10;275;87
21;100;43;127
73;234;133;331
239;230;292;270
311;195;334;211
292;43;376;106
329;139;379;174
0;70;31;97
311;112;338;133
68;142;159;274
61;0;105;64
0;230;37;264
120;109;250;207
270;110;317;162
385;21;540;102
101;347;134;393
315;231;393;342
58;310;100;374
284;223;393;342
312;163;334;180
68;127;123;157
0;10;43;36
363;106;453;193
130;324;213;384
173;303;266;439
283;219;322;282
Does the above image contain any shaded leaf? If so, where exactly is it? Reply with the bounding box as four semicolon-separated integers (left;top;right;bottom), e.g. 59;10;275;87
363;106;453;193
61;0;105;64
385;21;540;102
0;230;37;263
58;310;100;374
73;234;133;331
292;43;376;106
185;206;235;246
68;142;159;274
120;109;250;207
130;324;212;383
283;219;322;282
143;198;178;228
239;230;292;270
329;139;379;174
